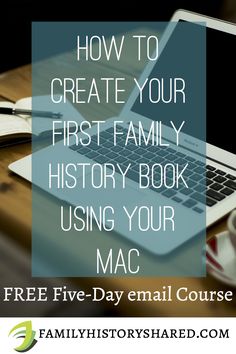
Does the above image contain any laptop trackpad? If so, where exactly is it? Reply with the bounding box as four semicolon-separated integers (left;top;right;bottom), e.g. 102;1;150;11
84;169;145;209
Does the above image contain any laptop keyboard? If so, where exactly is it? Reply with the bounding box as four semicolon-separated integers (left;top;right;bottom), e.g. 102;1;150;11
70;125;236;214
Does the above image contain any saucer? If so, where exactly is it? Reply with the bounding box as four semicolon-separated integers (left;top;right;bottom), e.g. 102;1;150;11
206;231;236;287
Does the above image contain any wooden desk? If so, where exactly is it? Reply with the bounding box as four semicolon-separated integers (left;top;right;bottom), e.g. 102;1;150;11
0;64;235;316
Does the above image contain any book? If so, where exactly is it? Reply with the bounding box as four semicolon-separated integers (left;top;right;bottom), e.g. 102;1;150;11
0;96;84;146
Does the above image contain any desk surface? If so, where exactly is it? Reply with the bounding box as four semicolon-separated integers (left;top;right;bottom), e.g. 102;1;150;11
0;64;235;316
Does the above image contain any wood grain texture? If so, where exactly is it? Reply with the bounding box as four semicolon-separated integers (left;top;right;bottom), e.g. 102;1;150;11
0;65;31;101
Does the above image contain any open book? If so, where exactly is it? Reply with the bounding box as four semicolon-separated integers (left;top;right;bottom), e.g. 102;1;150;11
0;96;84;146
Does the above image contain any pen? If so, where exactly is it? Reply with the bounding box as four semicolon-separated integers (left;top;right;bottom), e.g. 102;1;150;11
0;107;63;119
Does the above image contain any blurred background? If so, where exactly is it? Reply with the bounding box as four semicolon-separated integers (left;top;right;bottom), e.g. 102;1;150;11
1;0;236;73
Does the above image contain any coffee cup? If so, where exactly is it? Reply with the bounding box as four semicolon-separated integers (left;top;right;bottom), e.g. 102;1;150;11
228;209;236;251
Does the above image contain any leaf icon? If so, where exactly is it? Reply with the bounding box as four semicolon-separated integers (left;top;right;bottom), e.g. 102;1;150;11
9;321;37;352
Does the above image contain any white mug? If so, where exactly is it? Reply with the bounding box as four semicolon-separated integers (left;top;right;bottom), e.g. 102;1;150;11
228;209;236;251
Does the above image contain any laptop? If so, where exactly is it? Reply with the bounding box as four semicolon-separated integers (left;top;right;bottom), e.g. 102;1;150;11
9;10;236;255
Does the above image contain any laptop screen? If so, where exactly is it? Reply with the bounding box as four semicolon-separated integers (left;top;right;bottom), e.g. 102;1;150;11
131;21;236;155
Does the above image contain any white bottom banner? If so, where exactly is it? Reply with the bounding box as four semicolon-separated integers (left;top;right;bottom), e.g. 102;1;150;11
1;317;235;353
